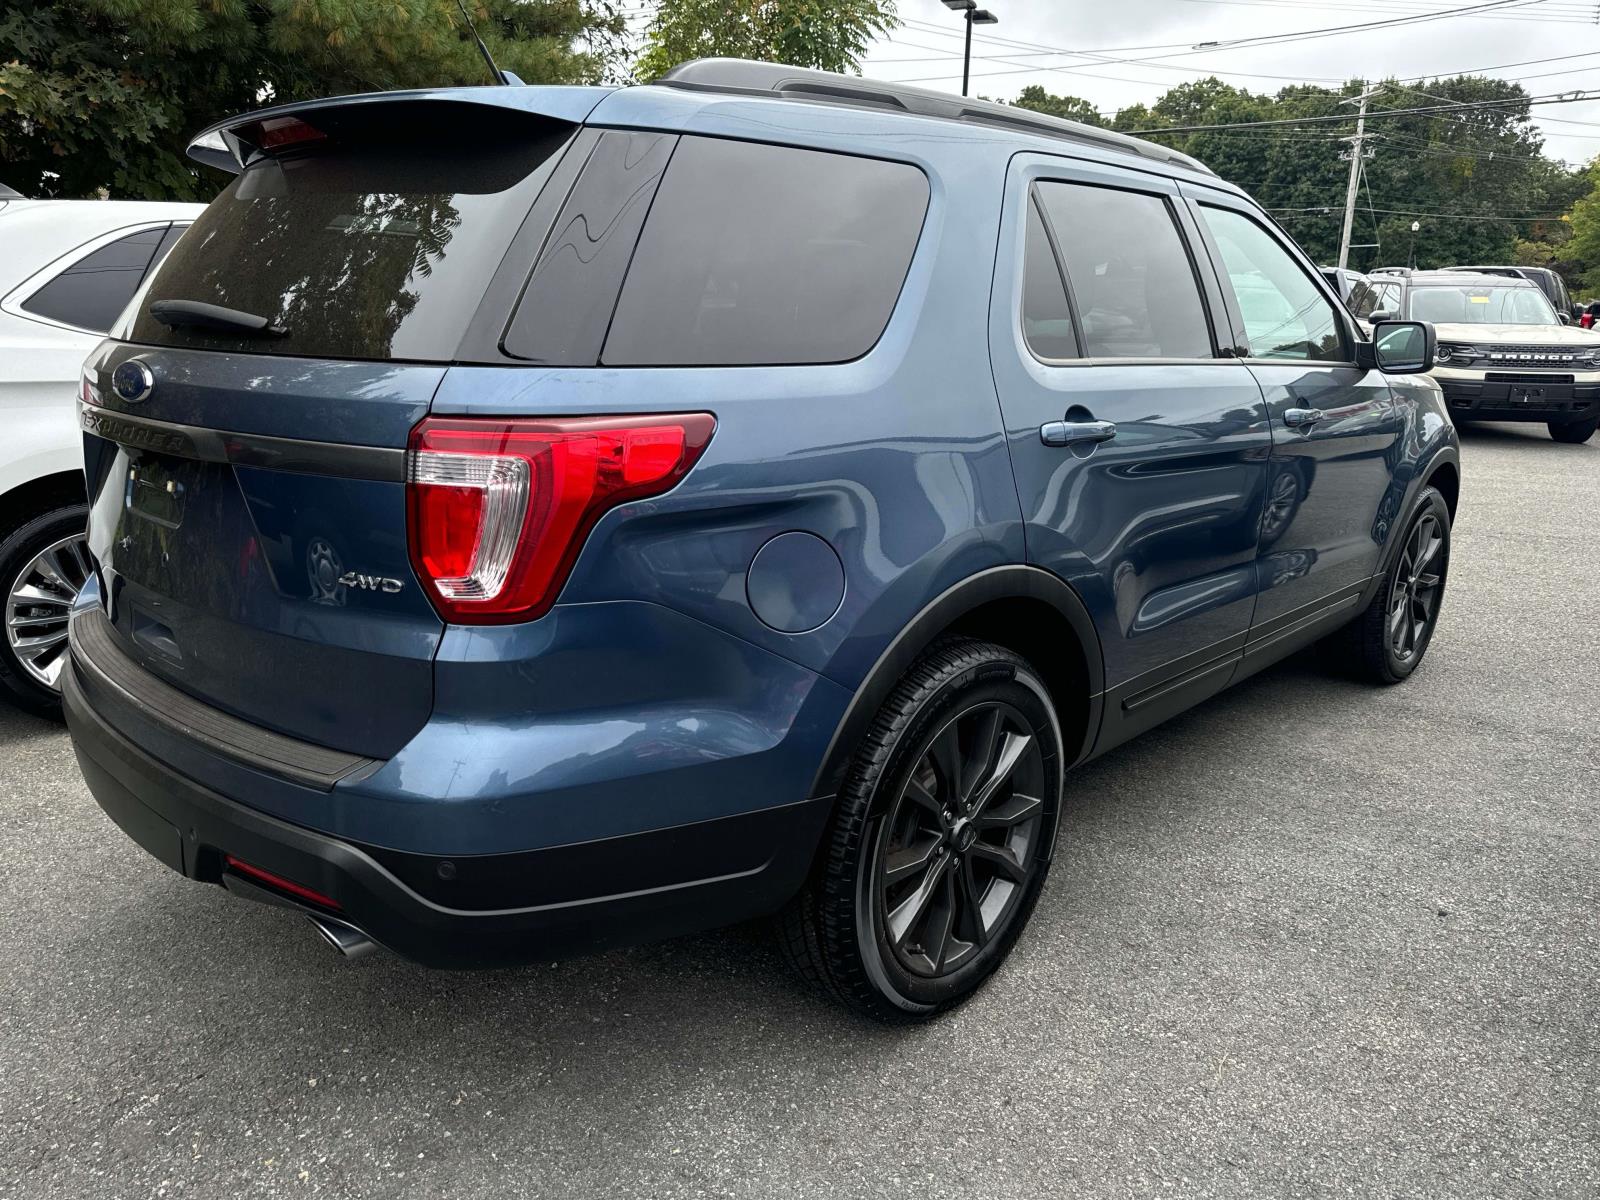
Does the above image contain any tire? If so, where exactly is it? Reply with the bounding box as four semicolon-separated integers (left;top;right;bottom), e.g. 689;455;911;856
1331;486;1450;685
0;504;91;720
1548;417;1598;444
779;637;1065;1022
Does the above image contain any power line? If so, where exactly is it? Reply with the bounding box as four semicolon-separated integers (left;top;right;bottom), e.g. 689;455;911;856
898;0;1546;71
882;19;1600;93
1177;0;1600;25
1133;89;1600;133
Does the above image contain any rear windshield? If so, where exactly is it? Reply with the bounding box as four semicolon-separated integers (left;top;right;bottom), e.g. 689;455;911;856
128;104;574;361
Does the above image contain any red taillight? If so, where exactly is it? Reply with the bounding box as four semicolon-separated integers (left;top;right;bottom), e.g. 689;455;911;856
224;855;341;911
406;413;716;624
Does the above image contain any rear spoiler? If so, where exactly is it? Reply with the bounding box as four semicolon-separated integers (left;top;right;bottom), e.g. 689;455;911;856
186;85;614;174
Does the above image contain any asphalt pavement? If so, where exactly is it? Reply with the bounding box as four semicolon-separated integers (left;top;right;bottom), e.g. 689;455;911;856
2;422;1596;1199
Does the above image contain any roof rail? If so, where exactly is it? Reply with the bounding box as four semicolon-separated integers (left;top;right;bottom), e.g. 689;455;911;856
657;59;1214;177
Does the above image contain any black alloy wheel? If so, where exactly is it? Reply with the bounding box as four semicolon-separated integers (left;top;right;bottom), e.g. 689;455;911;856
1331;485;1451;685
875;701;1047;979
1387;508;1445;665
779;637;1064;1022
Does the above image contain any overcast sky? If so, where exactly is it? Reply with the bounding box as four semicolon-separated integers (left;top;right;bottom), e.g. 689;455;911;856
860;0;1600;166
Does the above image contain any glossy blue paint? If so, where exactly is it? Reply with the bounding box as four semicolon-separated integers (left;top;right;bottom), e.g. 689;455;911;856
69;79;1460;929
746;532;846;633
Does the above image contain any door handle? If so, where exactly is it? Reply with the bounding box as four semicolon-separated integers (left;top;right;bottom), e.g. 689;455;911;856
1283;407;1325;428
1040;419;1117;448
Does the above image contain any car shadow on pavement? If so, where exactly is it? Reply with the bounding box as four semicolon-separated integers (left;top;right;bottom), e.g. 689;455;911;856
76;640;1352;1058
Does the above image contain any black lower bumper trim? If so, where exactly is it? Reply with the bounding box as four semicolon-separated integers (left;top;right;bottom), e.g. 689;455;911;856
64;664;829;967
1440;378;1600;421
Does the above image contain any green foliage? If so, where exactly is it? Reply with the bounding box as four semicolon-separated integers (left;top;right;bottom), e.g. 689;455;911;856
1011;85;1105;128
1559;161;1600;293
636;0;895;82
1103;76;1583;275
0;0;626;199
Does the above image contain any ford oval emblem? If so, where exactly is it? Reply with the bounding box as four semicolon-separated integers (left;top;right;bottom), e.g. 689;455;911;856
111;359;155;405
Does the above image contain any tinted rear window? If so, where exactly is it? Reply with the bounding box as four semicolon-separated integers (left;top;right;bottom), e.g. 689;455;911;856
129;105;574;361
601;137;928;366
23;227;167;333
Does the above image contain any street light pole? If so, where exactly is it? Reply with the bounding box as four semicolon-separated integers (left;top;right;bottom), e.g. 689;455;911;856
963;5;973;96
942;0;998;97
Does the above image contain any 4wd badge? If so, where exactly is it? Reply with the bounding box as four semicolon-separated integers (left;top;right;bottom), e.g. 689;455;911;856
338;572;404;594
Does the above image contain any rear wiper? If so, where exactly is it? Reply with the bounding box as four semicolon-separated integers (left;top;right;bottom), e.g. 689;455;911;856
148;299;288;338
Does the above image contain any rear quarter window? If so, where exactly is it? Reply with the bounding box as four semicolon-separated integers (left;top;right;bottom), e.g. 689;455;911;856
600;137;929;367
22;226;170;333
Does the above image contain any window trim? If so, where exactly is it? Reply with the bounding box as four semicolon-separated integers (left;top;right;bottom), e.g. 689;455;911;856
1;221;180;337
1184;192;1359;367
1027;176;1230;368
1021;187;1084;362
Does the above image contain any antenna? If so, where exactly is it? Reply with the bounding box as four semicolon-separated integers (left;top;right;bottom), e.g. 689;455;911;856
454;0;509;86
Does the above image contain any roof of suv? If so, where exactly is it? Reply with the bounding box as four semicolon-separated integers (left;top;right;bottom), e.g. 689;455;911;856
187;58;1216;181
1406;270;1540;288
657;59;1213;175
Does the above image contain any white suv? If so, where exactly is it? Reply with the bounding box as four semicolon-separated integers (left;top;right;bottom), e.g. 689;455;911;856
0;197;204;716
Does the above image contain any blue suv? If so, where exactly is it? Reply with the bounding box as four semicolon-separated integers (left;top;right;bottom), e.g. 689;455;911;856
66;61;1459;1020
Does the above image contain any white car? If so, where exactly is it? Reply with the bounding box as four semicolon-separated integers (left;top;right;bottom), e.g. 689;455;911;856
0;197;205;716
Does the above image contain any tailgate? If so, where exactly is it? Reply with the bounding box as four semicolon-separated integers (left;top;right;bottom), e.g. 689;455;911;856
80;346;444;758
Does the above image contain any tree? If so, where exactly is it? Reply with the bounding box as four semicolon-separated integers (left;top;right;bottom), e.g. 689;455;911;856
1559;161;1600;292
0;0;626;200
636;0;896;82
1100;75;1575;273
1011;85;1105;128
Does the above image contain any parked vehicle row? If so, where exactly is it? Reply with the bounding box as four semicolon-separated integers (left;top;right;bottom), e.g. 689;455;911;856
48;61;1462;1020
1348;271;1600;443
1325;264;1600;444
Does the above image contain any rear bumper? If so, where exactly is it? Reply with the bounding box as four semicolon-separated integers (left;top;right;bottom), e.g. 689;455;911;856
1436;374;1600;423
64;661;830;967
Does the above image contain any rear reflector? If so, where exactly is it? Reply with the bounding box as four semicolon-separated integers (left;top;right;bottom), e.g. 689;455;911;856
224;855;341;911
406;413;716;624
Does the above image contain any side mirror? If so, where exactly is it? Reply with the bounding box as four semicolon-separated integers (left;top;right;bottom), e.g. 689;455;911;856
1367;309;1394;323
1559;311;1573;326
1365;319;1435;374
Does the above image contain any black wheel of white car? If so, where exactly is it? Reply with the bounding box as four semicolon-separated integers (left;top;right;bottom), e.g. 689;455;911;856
1548;417;1598;445
0;505;90;719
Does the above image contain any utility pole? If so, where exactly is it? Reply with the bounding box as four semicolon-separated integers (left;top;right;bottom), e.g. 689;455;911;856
1338;82;1381;271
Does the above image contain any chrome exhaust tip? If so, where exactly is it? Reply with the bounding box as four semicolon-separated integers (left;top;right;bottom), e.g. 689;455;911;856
307;914;376;961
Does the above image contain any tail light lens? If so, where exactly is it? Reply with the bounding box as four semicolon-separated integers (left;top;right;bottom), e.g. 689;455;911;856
406;413;716;624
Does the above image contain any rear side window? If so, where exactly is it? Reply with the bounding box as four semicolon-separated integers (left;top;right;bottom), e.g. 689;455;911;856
1034;182;1213;360
1021;196;1078;360
502;131;676;364
601;137;928;366
130;104;575;361
22;227;169;333
1347;281;1377;319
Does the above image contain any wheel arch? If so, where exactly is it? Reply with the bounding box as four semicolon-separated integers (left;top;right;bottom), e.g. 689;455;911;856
0;470;86;544
1424;457;1459;520
808;565;1104;800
